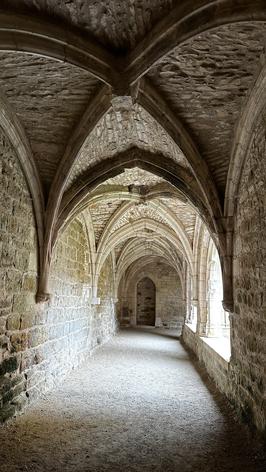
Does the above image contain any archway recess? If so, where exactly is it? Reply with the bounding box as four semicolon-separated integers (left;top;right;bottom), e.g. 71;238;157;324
0;0;266;434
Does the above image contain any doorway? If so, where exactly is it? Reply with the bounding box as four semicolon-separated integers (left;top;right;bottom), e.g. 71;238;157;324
136;277;156;326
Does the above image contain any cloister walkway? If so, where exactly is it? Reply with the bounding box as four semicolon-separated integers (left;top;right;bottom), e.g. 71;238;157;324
0;328;265;472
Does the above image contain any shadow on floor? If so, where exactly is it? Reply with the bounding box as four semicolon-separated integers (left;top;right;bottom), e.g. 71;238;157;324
0;328;265;472
121;326;180;340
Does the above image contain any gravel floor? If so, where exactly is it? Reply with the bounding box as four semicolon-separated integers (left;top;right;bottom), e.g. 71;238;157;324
0;328;265;472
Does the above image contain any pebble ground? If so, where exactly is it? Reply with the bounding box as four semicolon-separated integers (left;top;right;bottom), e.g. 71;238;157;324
0;328;265;472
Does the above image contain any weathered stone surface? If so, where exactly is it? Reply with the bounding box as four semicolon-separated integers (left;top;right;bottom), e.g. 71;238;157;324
183;325;230;397
92;255;118;346
105;168;165;187
3;0;174;51
0;52;99;190
110;203;169;233
0;124;37;385
67;104;186;189
1;329;266;471
0;1;266;440
0;128;118;421
231;116;266;432
183;111;266;434
0;356;18;376
89;200;123;246
147;23;266;194
159;197;197;243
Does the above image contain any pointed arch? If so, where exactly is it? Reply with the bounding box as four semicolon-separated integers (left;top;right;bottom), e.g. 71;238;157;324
126;0;266;83
0;11;116;84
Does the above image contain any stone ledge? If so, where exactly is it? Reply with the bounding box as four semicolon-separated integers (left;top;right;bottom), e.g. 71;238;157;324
200;335;231;362
184;323;231;362
182;324;231;400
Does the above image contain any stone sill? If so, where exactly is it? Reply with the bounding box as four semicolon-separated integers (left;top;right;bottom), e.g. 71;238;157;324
201;336;231;362
185;323;231;362
185;322;197;333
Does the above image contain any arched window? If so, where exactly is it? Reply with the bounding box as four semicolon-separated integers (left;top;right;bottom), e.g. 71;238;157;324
186;271;197;331
207;245;230;338
136;277;156;326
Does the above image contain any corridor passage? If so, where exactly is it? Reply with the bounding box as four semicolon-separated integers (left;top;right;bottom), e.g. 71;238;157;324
0;329;265;472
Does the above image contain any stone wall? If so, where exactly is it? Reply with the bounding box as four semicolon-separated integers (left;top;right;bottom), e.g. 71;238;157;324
0;125;38;421
182;117;266;434
0;126;117;421
231;117;266;432
5;217;94;411
93;255;118;346
25;221;117;411
182;325;230;397
39;218;92;395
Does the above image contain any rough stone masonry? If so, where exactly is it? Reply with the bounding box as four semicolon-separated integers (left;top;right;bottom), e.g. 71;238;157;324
0;0;265;442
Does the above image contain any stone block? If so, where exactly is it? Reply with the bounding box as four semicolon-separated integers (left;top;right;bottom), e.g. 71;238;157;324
6;313;21;331
13;293;35;313
21;273;36;292
0;356;18;376
0;295;13;311
20;312;36;330
0;403;16;423
0;334;10;351
11;392;27;412
10;332;28;352
28;327;47;348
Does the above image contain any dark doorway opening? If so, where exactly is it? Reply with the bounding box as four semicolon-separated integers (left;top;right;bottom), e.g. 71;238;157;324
136;277;156;326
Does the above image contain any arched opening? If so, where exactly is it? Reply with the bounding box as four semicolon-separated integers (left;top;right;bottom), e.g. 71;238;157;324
199;240;231;360
1;0;266;455
207;245;230;338
136;277;156;327
56;148;218;245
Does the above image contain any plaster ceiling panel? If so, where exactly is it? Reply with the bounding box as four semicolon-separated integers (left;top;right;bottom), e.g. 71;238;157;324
119;238;178;263
67;104;186;189
147;23;266;195
105;167;165;188
159;198;197;243
115;239;134;263
89;199;124;246
0;52;100;192
4;0;174;52
116;238;177;270
110;202;170;234
120;241;183;279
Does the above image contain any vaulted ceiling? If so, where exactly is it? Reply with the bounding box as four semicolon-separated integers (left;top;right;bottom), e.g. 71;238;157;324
0;1;265;292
